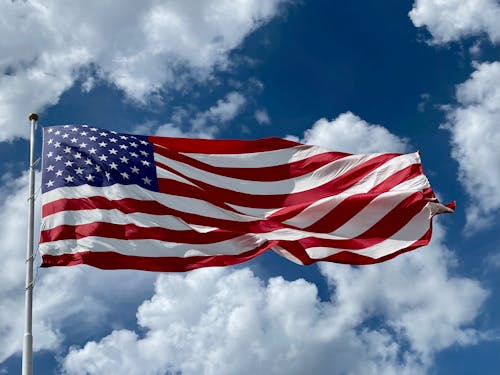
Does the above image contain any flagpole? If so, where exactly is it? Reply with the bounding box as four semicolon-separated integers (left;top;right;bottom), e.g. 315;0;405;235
22;113;38;375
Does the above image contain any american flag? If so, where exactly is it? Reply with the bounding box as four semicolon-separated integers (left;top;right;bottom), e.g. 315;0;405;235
39;125;454;271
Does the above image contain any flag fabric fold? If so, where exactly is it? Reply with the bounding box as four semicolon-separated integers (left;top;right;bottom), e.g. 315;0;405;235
39;125;454;272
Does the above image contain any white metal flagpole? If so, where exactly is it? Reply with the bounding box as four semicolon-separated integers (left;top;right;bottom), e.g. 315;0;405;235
22;113;38;375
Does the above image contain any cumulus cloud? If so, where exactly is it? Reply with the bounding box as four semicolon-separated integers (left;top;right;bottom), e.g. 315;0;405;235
442;61;500;230
134;91;247;138
61;225;487;375
409;0;500;44
294;112;409;153
320;225;487;357
0;172;155;363
188;91;246;137
0;0;286;141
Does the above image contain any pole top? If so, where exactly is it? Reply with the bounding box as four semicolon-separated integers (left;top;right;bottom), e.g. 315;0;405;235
28;113;39;121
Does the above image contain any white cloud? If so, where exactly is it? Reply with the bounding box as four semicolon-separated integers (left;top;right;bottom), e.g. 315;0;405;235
61;225;487;375
442;61;500;231
0;172;155;363
409;0;500;44
189;91;247;137
296;112;409;153
320;223;487;357
134;91;247;139
255;108;271;125
0;0;286;141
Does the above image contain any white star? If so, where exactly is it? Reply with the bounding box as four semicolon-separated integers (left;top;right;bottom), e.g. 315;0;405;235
140;140;148;145
74;152;82;159
46;180;54;187
46;151;53;158
119;156;129;163
55;155;63;161
119;144;128;150
46;165;55;172
86;174;95;182
48;128;54;133
109;137;118;143
63;125;70;128
90;127;97;131
105;171;111;181
54;141;61;148
65;175;74;183
99;142;107;147
64;160;74;167
119;135;128;140
99;132;107;137
141;160;150;166
129;142;138;148
79;142;87;148
130;152;138;158
47;139;53;144
55;170;63;177
130;166;140;174
84;158;93;165
99;154;108;161
71;137;78;143
110;130;117;134
62;133;69;139
108;148;118;155
142;176;152;185
120;172;130;179
55;130;61;135
63;146;71;153
80;131;88;136
95;165;102;172
89;148;97;154
140;150;148;156
75;167;84;175
89;136;97;141
71;127;78;132
109;162;118;170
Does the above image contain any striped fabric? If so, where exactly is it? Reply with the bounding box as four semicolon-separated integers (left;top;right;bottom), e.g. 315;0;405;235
39;125;454;271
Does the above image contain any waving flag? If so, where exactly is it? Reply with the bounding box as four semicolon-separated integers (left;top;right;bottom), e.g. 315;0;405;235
39;125;454;271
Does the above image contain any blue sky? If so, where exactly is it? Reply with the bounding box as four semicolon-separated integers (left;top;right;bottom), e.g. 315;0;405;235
0;1;499;374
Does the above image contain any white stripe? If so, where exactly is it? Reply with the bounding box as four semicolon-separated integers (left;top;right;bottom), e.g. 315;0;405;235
179;145;330;168
389;174;430;191
226;205;281;218
154;152;382;195
42;184;257;222
41;209;219;233
283;153;423;228
330;190;418;238
39;233;267;258
305;204;432;260
156;166;197;186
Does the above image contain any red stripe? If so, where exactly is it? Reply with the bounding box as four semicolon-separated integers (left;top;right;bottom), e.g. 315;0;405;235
149;136;300;154
40;222;242;244
273;192;429;251
266;163;425;223
40;227;432;270
305;164;427;232
40;193;429;251
40;240;278;272
156;153;400;209
42;197;292;233
154;144;350;181
281;228;433;265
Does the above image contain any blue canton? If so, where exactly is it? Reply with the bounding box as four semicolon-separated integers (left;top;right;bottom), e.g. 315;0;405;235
42;125;158;193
